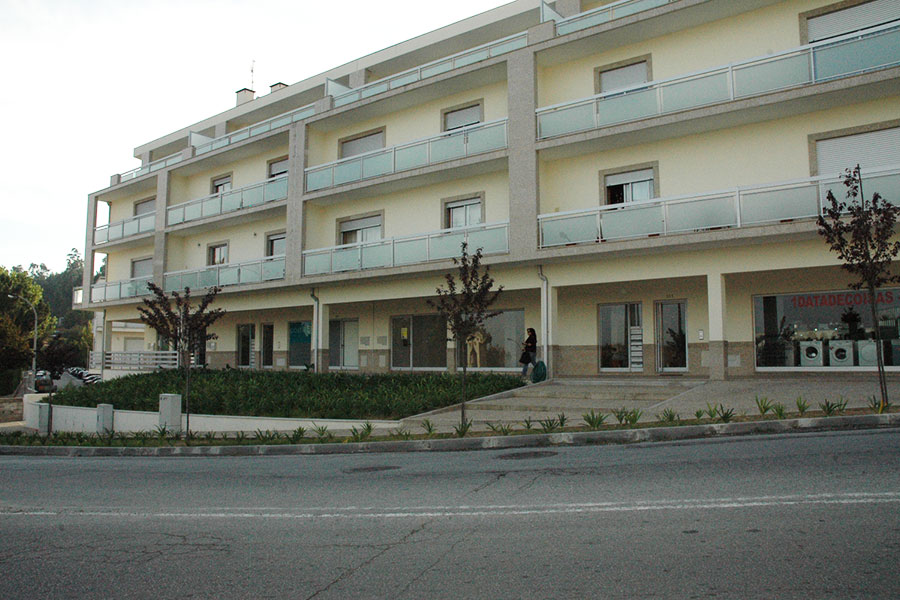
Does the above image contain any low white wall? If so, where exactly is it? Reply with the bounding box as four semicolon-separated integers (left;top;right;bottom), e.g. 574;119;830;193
50;404;97;433
22;394;46;429
113;409;158;433
184;413;398;433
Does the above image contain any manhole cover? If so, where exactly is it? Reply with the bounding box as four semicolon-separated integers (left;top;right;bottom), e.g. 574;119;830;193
496;450;558;460
342;465;400;474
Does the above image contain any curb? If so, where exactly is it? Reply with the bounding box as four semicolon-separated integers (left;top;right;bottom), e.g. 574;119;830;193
1;412;898;458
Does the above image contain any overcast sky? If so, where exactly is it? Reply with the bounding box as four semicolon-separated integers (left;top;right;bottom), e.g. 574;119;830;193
0;0;512;273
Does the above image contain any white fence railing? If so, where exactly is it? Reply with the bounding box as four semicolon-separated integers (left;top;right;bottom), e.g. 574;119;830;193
90;351;179;371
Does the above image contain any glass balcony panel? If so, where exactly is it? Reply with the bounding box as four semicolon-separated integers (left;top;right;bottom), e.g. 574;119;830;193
361;82;389;98
362;151;394;179
333;247;361;272
334;160;363;186
149;162;164;173
430;232;465;260
490;36;526;56
239;262;261;284
559;11;610;35
361;243;392;269
734;53;811;97
270;115;291;129
108;222;123;241
395;143;428;171
394;238;428;265
198;268;218;288
541;214;599;246
466;226;507;254
660;71;729;113
454;49;489;68
163;274;180;293
195;145;212;155
218;267;239;286
211;138;228;150
866;172;900;205
421;60;452;78
390;72;419;88
180;272;200;290
262;258;285;280
106;284;121;301
293;107;315;121
202;197;221;218
666;195;737;233
600;205;665;240
306;168;333;191
613;0;668;19
91;285;105;302
466;123;506;155
168;207;184;225
813;28;900;81
122;219;138;237
139;215;155;233
538;103;595;138
221;190;242;212
231;130;251;143
304;253;332;275
596;88;658;127
265;177;288;201
430;134;466;163
741;185;818;225
243;185;264;207
95;228;109;244
184;202;202;222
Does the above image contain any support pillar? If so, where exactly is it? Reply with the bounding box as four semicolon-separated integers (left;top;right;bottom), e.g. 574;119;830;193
313;302;330;372
707;273;727;380
555;0;582;18
540;282;558;378
506;48;541;258
287;123;307;281
159;394;182;434
82;195;99;303
349;69;371;89
152;172;170;289
96;404;114;434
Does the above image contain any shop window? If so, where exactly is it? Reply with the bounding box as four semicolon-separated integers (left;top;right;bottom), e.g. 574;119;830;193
237;324;255;367
442;102;482;132
391;315;447;369
207;243;228;266
455;310;524;369
289;321;312;367
604;168;654;205
339;215;382;245
340;129;385;159
599;303;643;371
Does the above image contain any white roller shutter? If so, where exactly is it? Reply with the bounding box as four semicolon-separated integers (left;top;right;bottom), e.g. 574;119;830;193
808;0;900;42
816;127;900;176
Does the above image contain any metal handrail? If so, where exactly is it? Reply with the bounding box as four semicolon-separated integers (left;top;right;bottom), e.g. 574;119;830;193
166;175;288;226
163;255;286;291
94;213;155;244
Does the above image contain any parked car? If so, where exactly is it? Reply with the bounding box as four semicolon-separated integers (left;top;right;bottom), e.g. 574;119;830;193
34;371;56;393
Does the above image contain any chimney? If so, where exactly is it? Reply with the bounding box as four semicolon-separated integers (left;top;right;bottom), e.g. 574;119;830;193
269;82;287;94
235;88;255;106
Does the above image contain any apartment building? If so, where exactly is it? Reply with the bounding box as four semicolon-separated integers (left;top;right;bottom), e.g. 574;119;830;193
75;0;900;380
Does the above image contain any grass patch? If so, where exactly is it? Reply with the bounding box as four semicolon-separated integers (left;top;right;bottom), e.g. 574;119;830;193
48;369;524;420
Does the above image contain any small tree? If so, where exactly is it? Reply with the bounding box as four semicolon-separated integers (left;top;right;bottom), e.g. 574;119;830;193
427;243;503;427
137;282;225;432
817;165;900;412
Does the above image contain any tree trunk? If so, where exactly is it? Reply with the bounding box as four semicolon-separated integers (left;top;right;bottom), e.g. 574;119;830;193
183;348;191;439
460;363;468;428
867;285;889;412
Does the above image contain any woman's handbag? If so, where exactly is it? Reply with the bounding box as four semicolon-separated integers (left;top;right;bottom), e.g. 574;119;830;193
519;350;530;364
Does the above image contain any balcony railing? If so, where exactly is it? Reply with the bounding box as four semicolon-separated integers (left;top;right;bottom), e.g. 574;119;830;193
167;176;288;226
305;119;508;192
555;0;674;36
538;165;900;248
90;276;152;303
303;222;508;276
537;22;900;139
94;213;155;244
163;255;286;292
194;104;315;156
333;33;528;108
90;351;180;371
119;152;183;182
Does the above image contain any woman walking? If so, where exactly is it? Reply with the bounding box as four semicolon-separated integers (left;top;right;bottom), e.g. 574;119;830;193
520;327;537;378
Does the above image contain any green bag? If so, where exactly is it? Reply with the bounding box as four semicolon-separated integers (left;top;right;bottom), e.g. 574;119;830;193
531;361;547;383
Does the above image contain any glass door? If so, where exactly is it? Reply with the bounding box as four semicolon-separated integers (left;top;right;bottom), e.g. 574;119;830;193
599;303;642;371
656;301;687;371
237;324;255;367
329;320;359;369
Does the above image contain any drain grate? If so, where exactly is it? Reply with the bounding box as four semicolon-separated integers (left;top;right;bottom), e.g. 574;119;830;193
496;450;558;460
342;465;400;474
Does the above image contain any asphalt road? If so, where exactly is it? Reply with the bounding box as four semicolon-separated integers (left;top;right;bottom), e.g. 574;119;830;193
1;430;899;599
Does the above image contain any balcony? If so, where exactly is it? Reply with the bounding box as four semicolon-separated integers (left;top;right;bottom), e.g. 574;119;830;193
305;119;508;193
167;176;288;226
554;0;674;36
333;33;527;108
94;213;155;245
119;152;183;182
193;104;315;156
303;222;508;276
90;277;152;303
538;165;900;248
163;255;286;292
537;22;900;139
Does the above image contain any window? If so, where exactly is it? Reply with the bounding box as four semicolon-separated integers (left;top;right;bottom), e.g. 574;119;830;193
266;232;286;257
339;129;385;159
268;157;289;178
329;319;359;368
339;215;382;245
597;60;649;94
131;257;153;279
134;198;155;216
211;175;232;195
442;102;482;132
445;197;483;229
391;315;447;370
261;324;274;368
289;321;312;367
237;324;255;367
805;0;900;43
207;243;228;266
814;126;900;176
604;168;655;205
599;303;643;371
456;309;524;369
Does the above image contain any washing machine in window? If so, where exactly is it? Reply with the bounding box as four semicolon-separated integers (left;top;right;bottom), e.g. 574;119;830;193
828;340;854;367
799;340;824;366
857;340;877;366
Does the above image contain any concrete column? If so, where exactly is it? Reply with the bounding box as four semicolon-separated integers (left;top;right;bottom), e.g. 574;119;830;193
314;96;334;115
152;172;169;289
82;195;99;302
35;402;50;435
214;122;227;138
505;48;541;259
527;20;556;45
286;123;307;281
140;151;152;166
555;0;582;18
541;284;559;378
707;273;727;380
349;69;371;88
96;403;114;434
159;394;182;433
313;302;330;372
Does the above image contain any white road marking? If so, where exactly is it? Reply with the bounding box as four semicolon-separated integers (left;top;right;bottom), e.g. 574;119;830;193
2;492;899;520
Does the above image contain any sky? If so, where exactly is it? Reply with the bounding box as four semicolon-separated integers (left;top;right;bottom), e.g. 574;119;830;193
0;0;513;273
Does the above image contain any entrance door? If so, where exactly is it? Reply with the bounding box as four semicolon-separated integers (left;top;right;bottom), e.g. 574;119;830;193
329;320;359;368
237;324;255;367
599;303;643;371
656;301;687;372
